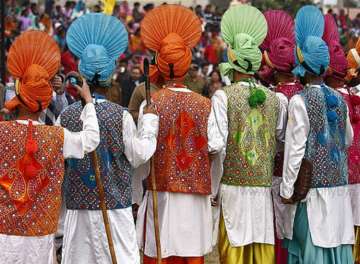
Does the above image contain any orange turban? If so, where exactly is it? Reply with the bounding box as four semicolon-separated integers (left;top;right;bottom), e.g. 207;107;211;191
346;38;360;81
5;31;60;113
141;5;201;83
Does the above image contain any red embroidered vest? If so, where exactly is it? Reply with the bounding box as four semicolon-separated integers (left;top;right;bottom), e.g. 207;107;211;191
149;89;211;195
0;121;64;236
340;91;360;184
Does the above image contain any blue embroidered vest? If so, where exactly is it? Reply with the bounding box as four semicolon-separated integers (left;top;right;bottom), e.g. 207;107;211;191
301;85;348;188
60;101;132;210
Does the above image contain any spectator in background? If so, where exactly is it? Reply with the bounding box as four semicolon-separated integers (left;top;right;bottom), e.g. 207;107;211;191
204;70;223;97
133;2;143;23
19;8;32;32
184;63;206;94
121;65;144;107
53;22;66;50
201;61;211;79
204;33;223;65
130;28;146;54
195;4;203;18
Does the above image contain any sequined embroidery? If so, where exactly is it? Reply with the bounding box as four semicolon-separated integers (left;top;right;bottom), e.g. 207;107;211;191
150;89;211;195
0;122;64;236
222;83;279;187
60;101;132;210
301;85;348;188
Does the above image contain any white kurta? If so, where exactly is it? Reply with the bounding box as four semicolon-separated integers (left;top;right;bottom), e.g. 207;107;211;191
339;88;360;227
135;87;224;258
211;84;288;247
61;100;159;264
280;87;355;248
0;103;100;264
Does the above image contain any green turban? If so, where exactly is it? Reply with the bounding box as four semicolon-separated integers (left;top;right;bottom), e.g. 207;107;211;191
220;5;268;81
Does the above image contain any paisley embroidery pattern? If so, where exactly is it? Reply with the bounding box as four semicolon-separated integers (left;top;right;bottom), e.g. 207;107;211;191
0;122;64;236
222;83;279;187
150;89;211;195
61;101;132;210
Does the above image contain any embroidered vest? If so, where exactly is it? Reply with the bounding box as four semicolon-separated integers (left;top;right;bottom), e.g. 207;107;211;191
339;91;360;184
301;85;348;188
149;89;211;195
222;83;279;187
60;101;132;210
0;122;64;236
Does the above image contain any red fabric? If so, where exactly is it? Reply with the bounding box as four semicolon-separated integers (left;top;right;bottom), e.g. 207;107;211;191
275;82;303;100
275;238;288;264
0;122;64;236
340;92;360;184
149;89;211;194
61;51;78;75
204;44;219;65
143;255;204;264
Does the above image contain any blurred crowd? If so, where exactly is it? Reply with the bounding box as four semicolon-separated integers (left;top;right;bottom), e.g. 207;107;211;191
2;0;360;107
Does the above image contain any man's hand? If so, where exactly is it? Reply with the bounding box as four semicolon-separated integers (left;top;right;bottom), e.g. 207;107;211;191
74;79;92;104
143;103;157;115
51;74;65;95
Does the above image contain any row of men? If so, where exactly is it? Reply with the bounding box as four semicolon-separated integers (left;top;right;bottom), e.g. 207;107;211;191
0;3;360;264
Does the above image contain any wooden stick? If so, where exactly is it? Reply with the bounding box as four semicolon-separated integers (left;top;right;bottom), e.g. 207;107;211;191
91;151;118;264
143;58;162;264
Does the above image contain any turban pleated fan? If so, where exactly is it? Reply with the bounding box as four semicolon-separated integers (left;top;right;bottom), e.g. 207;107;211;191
5;30;61;112
293;5;329;77
322;14;347;79
219;5;268;81
140;4;202;83
66;13;128;86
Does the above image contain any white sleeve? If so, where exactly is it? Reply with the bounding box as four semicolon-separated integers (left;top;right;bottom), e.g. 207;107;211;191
345;105;354;147
211;90;229;146
62;103;100;159
275;92;288;143
280;95;310;199
207;106;225;153
123;109;159;169
210;89;228;197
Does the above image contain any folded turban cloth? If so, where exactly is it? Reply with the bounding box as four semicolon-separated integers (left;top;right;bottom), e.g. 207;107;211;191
261;10;295;73
141;5;202;83
293;6;329;77
219;5;268;81
322;14;347;80
66;13;128;87
5;31;60;112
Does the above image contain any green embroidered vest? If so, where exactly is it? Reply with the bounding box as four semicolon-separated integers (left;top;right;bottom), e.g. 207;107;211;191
222;83;279;187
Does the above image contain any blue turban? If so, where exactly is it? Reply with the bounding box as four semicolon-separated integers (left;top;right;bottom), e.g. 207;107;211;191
66;13;128;85
293;6;330;77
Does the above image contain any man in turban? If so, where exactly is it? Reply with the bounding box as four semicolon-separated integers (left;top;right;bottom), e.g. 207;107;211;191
0;30;100;264
280;6;354;264
135;4;224;264
59;13;159;264
211;5;288;263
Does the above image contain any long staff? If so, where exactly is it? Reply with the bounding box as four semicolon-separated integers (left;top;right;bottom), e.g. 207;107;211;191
143;58;162;264
91;151;118;264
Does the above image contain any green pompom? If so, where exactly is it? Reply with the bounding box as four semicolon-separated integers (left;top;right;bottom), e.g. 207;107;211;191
248;94;258;108
254;89;266;105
